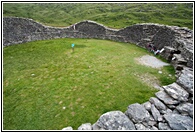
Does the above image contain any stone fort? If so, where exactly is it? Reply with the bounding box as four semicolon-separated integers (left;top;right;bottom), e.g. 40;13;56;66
3;17;193;130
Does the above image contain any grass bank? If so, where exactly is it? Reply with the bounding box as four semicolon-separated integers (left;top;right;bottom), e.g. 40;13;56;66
3;3;193;29
3;38;176;130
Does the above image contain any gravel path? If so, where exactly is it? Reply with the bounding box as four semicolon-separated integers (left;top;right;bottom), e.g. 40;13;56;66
136;55;170;68
135;55;170;90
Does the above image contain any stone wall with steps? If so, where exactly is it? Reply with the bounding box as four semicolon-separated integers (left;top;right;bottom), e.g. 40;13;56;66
3;17;193;130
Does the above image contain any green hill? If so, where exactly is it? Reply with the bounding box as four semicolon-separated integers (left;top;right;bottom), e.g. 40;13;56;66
3;2;193;29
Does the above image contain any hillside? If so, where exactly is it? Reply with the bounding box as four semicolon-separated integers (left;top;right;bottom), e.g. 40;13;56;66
3;3;193;29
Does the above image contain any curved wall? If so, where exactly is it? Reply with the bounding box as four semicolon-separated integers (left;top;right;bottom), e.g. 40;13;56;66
3;17;193;68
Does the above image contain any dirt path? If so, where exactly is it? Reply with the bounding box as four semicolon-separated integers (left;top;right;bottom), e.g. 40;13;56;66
136;55;170;68
135;55;170;90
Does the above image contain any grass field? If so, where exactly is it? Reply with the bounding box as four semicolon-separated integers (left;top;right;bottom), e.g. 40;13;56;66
3;38;176;130
3;3;193;29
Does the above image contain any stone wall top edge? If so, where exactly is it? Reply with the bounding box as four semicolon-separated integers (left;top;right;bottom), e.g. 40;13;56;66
74;20;119;31
121;23;192;33
3;16;71;30
3;17;192;32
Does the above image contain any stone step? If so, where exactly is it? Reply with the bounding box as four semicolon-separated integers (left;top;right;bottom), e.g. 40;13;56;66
149;97;167;114
142;38;151;41
171;54;187;65
162;82;189;102
159;46;176;61
155;91;179;109
174;64;185;71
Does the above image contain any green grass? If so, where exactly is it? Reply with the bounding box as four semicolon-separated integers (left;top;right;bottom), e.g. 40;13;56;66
3;3;193;29
3;38;176;130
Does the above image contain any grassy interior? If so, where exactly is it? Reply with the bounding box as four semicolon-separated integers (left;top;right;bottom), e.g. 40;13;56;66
3;38;176;130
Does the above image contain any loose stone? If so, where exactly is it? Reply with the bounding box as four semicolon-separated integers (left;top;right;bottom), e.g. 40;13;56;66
126;103;150;124
164;113;193;130
95;111;136;130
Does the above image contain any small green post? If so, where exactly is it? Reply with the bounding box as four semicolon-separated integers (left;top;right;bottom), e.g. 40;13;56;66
71;44;75;52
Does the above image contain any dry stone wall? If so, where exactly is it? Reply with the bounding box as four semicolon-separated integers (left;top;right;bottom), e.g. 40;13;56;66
3;17;193;68
3;17;193;130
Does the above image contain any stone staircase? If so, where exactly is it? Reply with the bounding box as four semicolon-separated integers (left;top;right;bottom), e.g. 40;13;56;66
136;25;157;49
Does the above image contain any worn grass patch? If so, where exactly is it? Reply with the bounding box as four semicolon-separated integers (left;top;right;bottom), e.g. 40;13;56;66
3;38;176;130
